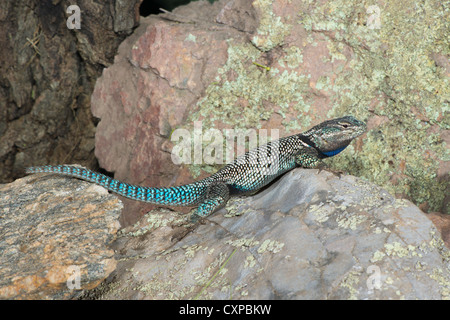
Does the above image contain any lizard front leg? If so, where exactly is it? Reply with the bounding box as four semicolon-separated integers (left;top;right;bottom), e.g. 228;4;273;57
295;148;343;176
294;148;325;169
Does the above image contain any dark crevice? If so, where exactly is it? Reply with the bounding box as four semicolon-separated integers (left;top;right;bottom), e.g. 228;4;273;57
139;0;191;17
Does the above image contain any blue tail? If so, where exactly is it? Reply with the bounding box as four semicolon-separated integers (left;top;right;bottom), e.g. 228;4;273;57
25;165;206;206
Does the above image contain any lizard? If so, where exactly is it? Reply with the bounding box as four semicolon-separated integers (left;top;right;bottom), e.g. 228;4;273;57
26;116;366;223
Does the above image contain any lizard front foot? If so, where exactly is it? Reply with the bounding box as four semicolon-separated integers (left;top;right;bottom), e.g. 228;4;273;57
316;162;344;178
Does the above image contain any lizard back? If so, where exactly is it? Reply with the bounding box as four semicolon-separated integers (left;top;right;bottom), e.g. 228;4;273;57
211;135;309;195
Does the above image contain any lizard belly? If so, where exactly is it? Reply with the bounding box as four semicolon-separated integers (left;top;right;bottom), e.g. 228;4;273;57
226;160;297;195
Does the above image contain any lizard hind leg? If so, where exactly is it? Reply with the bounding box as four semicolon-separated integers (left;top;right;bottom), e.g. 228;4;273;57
189;182;230;223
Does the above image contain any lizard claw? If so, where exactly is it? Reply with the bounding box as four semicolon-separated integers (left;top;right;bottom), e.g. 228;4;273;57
316;162;328;174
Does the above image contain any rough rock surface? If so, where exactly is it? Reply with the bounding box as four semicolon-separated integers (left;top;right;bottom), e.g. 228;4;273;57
86;170;450;300
91;0;449;228
91;0;240;225
428;212;450;248
0;172;122;299
0;0;140;183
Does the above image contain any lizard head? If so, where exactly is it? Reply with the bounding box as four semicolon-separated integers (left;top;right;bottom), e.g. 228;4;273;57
303;116;366;157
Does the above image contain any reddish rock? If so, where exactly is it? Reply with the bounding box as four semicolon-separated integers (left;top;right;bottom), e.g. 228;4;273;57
91;2;239;225
427;212;450;248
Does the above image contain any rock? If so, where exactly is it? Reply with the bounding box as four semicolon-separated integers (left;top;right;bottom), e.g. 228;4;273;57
91;0;449;228
428;212;450;248
0;172;122;299
86;169;450;300
0;0;141;183
91;0;240;225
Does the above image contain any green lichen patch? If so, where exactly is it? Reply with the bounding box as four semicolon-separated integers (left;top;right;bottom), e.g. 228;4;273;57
309;202;334;223
118;208;184;238
192;41;311;131
301;0;449;212
428;268;450;300
336;212;367;230
225;237;260;251
251;0;293;51
178;0;448;212
256;239;285;254
339;269;362;300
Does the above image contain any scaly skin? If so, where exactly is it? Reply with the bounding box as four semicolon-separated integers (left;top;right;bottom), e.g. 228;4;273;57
26;116;366;222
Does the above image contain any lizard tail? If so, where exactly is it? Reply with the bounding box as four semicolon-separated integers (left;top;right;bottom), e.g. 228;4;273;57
25;165;206;206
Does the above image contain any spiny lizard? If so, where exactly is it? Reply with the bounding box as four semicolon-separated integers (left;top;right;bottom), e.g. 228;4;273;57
26;116;366;222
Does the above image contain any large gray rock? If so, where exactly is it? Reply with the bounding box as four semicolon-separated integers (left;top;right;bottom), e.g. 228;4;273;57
89;169;450;300
0;173;122;299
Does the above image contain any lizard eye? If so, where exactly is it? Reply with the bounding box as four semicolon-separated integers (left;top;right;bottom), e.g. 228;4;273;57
341;123;349;128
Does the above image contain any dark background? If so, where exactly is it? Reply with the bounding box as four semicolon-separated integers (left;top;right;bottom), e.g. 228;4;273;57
140;0;216;16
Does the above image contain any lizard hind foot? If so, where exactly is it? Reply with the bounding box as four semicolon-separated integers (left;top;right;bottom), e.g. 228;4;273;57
188;182;230;223
189;211;203;224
